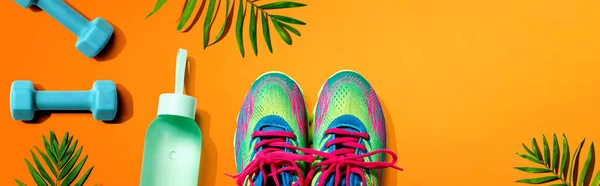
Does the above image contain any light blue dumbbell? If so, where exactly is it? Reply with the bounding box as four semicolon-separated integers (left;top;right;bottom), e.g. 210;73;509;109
14;0;114;58
10;80;118;121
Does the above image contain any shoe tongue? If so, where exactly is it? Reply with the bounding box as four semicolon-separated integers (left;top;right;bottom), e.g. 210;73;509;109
328;125;364;185
259;125;287;141
261;125;286;131
254;125;296;186
338;125;359;132
257;124;288;144
331;125;361;151
325;174;361;186
335;123;361;132
254;171;296;186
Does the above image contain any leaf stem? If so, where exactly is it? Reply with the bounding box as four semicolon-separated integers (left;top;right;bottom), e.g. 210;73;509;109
550;169;570;186
245;0;270;17
537;156;570;186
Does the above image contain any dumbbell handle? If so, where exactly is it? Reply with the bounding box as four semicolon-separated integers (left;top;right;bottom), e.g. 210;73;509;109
35;91;91;110
37;0;89;36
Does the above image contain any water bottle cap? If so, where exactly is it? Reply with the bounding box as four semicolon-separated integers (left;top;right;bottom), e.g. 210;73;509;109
157;49;196;119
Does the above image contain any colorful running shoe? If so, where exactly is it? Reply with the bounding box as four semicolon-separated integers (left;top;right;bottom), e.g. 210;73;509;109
230;72;314;186
307;70;402;186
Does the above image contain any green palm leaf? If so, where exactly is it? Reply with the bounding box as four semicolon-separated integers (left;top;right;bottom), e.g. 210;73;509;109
57;132;71;161
270;15;306;25
73;167;94;186
550;184;569;186
59;140;78;169
259;1;306;9
146;0;168;18
144;0;306;57
543;135;551;168
203;0;217;48
560;134;570;178
210;0;231;45
14;179;26;186
533;138;543;160
15;131;94;186
61;155;88;186
249;6;258;55
261;12;272;53
43;136;57;164
49;132;59;156
568;139;585;184
523;143;537;158
277;21;300;36
25;159;47;186
235;0;306;55
515;134;600;186
235;0;246;57
35;146;57;177
272;19;291;45
591;171;600;186
177;0;198;31
59;146;83;180
578;143;594;186
517;152;544;165
517;176;559;184
57;133;67;160
515;167;552;173
30;150;54;186
552;134;560;172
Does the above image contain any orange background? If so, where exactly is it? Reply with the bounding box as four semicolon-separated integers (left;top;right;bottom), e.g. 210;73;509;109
1;0;600;185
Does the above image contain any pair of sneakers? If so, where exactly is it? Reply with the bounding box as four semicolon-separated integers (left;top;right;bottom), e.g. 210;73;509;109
230;70;402;186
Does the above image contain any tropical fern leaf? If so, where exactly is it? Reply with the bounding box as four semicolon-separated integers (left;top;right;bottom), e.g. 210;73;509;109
235;0;246;57
235;0;312;56
515;134;599;186
14;179;27;186
146;0;307;57
178;0;198;31
261;12;273;53
203;0;218;48
146;0;168;18
14;131;94;186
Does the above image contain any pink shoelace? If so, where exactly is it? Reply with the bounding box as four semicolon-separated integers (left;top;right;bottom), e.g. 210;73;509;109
304;128;403;186
227;131;316;186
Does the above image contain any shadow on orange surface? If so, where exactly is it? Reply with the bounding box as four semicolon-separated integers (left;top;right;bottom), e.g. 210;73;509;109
95;24;127;61
207;0;236;46
181;0;207;33
105;84;134;124
583;151;595;185
186;57;197;95
28;5;42;12
186;56;219;185
382;99;399;185
197;110;218;186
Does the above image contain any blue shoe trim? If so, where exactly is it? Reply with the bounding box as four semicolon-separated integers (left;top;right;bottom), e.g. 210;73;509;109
246;115;298;186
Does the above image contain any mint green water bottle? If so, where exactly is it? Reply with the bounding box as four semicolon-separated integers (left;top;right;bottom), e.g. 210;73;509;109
140;49;202;186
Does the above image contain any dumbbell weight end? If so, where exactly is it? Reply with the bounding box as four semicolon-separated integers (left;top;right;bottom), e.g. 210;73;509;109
14;0;114;58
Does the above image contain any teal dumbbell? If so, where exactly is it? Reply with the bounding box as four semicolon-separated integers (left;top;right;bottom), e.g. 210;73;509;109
10;80;118;121
14;0;113;58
